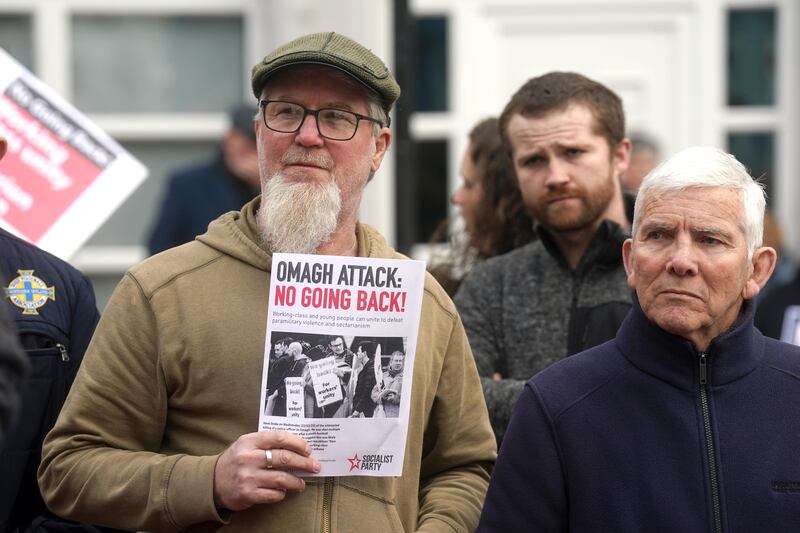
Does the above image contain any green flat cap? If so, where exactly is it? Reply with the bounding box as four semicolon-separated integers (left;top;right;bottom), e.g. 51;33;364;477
251;32;401;113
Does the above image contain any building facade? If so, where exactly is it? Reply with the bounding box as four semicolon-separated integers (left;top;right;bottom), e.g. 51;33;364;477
0;0;795;306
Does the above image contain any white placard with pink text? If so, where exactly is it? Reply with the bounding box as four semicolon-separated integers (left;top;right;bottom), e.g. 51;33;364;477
258;253;425;477
0;48;147;259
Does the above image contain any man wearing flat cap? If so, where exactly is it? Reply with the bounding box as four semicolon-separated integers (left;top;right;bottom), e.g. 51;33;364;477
38;32;496;532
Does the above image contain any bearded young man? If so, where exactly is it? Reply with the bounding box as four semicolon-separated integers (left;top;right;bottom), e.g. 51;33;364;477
38;33;496;532
454;72;634;443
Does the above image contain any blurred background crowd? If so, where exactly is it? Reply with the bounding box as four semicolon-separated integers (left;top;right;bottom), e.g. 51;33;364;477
0;0;797;310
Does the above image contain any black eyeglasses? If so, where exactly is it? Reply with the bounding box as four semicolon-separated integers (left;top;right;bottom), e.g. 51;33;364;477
259;99;384;141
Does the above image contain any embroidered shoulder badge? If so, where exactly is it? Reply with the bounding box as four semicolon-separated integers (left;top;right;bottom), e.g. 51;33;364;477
5;269;56;315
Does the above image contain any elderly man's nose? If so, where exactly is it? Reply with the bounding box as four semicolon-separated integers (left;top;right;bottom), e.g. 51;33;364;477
667;241;698;276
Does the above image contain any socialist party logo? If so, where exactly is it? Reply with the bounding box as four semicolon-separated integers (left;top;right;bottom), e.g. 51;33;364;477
346;453;394;472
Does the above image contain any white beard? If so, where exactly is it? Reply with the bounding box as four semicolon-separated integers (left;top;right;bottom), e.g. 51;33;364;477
257;173;342;254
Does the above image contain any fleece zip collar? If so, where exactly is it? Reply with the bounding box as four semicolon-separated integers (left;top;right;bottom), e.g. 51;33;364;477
617;296;764;392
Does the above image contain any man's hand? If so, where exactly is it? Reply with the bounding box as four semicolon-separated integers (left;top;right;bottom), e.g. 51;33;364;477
379;388;396;401
213;430;320;511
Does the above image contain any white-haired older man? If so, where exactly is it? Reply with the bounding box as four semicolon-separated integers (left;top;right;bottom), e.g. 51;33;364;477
39;32;495;532
478;146;800;532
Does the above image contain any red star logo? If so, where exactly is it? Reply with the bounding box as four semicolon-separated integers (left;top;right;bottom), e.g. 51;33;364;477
347;453;361;471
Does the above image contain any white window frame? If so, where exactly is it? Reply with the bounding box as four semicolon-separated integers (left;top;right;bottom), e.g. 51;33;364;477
2;0;396;276
717;0;798;255
0;0;261;274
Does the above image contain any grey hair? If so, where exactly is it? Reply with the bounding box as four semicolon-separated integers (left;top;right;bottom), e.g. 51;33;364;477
335;75;388;135
632;146;766;259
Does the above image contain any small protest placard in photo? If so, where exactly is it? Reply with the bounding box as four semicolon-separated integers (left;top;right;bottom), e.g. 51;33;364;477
308;356;344;407
285;377;305;419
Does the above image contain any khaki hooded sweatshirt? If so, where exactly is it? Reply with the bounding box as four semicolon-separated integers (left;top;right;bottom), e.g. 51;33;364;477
39;198;496;532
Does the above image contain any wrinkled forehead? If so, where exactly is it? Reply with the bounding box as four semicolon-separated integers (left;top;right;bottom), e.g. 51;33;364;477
636;186;745;234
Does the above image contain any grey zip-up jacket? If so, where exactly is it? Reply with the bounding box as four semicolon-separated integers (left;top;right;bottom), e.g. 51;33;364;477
454;221;632;442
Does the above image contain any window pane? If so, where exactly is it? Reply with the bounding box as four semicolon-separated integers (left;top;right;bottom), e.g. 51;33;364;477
727;9;775;106
414;16;448;112
85;141;217;246
727;132;774;206
72;15;244;113
412;140;448;242
0;14;33;70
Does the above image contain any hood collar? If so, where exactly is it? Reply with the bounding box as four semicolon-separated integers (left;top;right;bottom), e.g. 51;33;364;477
195;196;389;271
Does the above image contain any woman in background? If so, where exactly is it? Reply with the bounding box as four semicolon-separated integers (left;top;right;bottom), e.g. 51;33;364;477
429;117;535;296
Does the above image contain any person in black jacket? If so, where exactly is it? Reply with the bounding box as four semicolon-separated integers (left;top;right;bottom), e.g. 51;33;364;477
0;137;28;440
0;301;26;439
147;104;260;255
0;134;112;532
755;268;800;343
350;341;378;418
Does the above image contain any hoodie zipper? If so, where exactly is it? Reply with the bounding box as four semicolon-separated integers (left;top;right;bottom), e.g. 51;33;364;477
698;351;722;533
321;477;333;533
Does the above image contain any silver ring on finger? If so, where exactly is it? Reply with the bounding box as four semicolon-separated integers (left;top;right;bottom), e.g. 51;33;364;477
265;448;274;469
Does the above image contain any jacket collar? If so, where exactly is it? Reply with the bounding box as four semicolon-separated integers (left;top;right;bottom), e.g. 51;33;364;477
537;219;628;273
617;295;764;391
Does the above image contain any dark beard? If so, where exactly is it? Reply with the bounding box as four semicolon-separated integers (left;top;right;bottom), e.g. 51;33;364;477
532;168;615;233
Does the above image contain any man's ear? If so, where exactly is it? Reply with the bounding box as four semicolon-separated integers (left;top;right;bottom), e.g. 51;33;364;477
370;128;391;174
622;238;636;289
613;137;632;177
742;246;778;300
